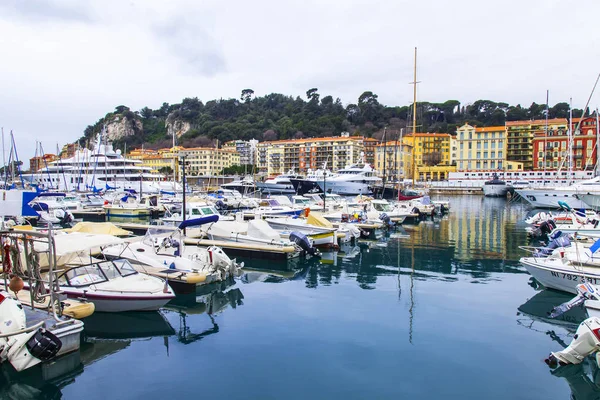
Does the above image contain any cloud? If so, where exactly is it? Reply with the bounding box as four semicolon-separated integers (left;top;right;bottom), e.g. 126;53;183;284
151;17;226;76
0;0;94;23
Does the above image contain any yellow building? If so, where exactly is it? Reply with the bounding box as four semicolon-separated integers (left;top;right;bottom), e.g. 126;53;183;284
455;124;506;172
402;133;455;181
374;141;413;181
179;147;240;176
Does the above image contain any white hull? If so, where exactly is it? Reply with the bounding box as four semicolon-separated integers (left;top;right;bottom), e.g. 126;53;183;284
482;184;509;197
579;194;600;209
516;189;588;209
520;257;600;294
63;289;173;312
317;180;375;195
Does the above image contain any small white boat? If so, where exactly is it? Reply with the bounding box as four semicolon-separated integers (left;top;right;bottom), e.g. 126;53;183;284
35;233;176;312
257;170;304;194
103;192;153;218
482;173;509;197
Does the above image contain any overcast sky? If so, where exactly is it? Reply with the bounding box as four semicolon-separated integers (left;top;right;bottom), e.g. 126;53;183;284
1;0;599;160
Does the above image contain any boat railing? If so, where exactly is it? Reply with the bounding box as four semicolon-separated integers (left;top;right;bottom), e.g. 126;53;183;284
0;321;45;339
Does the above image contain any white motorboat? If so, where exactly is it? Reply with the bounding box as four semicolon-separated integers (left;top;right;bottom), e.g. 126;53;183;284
103;192;153;218
482;173;509;197
203;218;319;257
161;201;228;224
35;233;176;312
53;259;175;312
246;198;304;218
204;189;259;210
257;170;304;194
316;163;382;195
519;238;600;294
264;216;339;247
102;216;243;287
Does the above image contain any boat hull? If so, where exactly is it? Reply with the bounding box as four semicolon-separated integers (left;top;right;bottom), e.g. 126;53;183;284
516;189;587;209
520;257;600;294
256;182;296;194
290;179;322;195
483;184;509;197
63;290;174;312
316;180;375;195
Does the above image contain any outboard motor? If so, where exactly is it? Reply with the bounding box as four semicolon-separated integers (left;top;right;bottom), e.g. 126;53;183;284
379;212;393;228
546;317;600;368
289;231;319;257
215;200;227;211
538;219;557;237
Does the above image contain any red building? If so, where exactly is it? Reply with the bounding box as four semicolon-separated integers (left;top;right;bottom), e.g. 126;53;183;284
532;116;598;171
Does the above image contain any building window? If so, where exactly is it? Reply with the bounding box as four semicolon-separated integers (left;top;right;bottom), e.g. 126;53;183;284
460;132;464;140
498;151;503;158
477;142;481;149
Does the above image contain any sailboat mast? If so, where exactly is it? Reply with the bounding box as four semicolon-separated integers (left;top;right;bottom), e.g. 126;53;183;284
596;108;600;176
411;47;418;186
1;128;4;182
382;127;387;199
569;98;573;184
544;90;548;176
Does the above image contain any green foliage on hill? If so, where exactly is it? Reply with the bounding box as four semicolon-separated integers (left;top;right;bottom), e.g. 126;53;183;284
78;90;590;150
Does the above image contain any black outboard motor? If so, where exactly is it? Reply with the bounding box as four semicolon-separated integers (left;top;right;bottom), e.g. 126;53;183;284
215;200;227;211
289;231;319;257
379;212;393;228
26;329;62;362
534;230;571;257
538;219;557;237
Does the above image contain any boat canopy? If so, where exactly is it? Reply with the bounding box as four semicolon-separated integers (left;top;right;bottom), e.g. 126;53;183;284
64;222;133;237
178;215;219;230
307;212;334;228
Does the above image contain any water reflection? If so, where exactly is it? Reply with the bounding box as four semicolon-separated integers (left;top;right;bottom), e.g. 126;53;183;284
164;279;244;344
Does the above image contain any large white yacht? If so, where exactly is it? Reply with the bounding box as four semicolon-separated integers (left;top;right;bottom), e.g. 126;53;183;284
316;164;382;195
515;177;600;209
25;135;181;194
257;170;304;194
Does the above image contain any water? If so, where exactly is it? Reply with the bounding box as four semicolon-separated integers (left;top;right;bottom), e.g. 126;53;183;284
1;196;593;399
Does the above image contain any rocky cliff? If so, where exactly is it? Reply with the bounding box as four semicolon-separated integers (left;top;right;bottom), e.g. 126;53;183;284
165;113;192;138
104;114;143;141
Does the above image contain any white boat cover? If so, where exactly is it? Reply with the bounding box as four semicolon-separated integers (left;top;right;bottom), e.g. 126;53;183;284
247;220;282;242
64;222;133;237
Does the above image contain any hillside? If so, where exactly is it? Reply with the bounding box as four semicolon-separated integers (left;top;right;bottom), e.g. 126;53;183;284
78;89;584;150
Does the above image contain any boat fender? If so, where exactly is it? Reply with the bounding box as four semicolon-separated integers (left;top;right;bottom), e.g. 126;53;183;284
169;262;176;269
289;231;318;256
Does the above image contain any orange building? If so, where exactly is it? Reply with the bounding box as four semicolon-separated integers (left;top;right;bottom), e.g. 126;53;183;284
29;154;58;172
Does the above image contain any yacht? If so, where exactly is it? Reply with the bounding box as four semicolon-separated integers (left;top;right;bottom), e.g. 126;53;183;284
516;177;600;209
24;134;181;194
289;168;334;195
256;170;304;194
221;175;258;195
482;173;509;197
316;164;382;195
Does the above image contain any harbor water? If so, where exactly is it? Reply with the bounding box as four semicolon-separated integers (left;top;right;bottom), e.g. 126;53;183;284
1;196;589;399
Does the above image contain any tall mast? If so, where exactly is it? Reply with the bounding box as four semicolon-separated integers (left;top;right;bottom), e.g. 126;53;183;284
544;90;548;175
596;108;600;176
569;98;573;184
1;128;5;182
382;127;387;199
411;47;418;186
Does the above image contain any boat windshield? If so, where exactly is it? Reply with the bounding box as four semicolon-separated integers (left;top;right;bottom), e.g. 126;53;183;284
373;203;391;212
112;259;138;277
59;263;109;287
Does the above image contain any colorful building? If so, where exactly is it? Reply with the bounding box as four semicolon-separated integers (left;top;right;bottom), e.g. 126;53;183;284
255;134;368;176
402;133;455;181
374;141;413;181
506;118;568;170
29;154;58;172
178;147;240;176
455;124;506;172
532;117;597;171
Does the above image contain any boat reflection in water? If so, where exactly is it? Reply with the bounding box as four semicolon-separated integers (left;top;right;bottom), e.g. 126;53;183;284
517;288;587;333
82;311;176;340
517;289;600;399
164;278;244;344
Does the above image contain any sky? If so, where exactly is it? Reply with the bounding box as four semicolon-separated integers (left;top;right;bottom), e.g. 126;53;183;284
1;0;599;161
